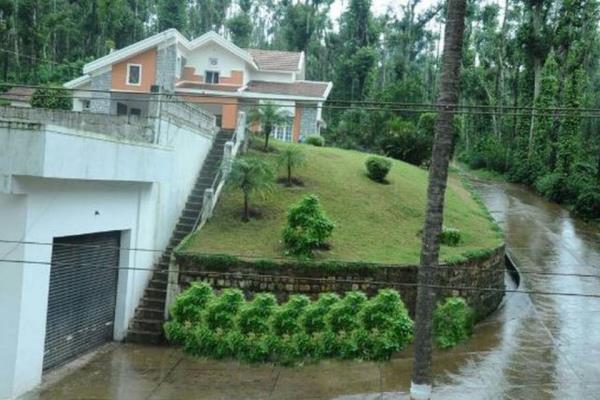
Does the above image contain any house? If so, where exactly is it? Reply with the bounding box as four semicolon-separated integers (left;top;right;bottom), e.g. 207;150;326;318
65;30;332;142
0;99;243;398
0;87;34;108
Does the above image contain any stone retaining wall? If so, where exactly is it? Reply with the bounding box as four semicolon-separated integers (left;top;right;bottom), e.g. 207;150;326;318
174;245;505;321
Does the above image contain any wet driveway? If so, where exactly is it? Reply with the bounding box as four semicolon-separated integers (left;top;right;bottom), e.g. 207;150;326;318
23;180;600;399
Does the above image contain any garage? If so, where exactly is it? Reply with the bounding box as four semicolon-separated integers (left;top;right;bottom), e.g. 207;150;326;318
43;231;121;370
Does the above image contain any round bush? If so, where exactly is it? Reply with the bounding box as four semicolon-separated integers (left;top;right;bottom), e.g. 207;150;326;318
575;188;600;219
365;156;392;182
440;226;461;246
305;135;324;146
433;297;474;349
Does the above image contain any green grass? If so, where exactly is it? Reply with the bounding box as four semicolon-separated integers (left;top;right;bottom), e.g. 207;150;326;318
182;141;503;265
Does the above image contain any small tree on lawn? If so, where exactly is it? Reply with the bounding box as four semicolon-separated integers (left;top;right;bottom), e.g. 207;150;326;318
227;157;274;222
277;145;306;186
283;194;335;257
248;102;288;151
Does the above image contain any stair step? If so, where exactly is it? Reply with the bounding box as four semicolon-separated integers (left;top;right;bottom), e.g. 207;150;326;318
145;287;167;300
141;296;166;308
136;307;164;320
131;318;164;331
149;279;168;290
127;329;163;345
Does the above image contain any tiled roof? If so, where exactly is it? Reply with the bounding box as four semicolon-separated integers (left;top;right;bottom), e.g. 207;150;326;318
245;49;302;72
0;87;34;102
176;82;240;92
244;80;331;98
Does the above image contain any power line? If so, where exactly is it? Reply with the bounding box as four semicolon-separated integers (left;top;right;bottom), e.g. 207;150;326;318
5;82;600;115
1;257;600;299
1;240;600;280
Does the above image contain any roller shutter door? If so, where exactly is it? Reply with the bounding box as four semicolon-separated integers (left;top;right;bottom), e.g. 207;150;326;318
43;231;121;370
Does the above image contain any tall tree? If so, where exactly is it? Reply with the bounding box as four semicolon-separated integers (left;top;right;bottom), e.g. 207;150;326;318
157;0;187;32
411;1;467;399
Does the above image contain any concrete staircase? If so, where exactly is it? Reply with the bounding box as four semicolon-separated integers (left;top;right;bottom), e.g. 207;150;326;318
126;130;233;344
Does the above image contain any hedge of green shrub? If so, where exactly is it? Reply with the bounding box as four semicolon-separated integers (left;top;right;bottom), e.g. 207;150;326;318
164;282;414;363
305;135;325;146
440;226;461;246
433;297;474;349
365;156;392;182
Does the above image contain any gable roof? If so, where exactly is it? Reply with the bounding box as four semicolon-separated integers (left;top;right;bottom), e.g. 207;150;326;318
244;80;332;98
245;49;302;72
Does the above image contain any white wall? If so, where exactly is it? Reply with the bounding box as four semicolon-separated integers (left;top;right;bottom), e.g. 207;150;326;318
185;43;250;84
0;116;213;399
249;71;295;83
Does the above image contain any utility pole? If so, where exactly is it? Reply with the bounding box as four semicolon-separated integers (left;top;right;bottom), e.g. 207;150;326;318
410;1;467;399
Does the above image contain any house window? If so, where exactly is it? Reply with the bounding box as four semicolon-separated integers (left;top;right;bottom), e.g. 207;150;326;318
205;71;219;84
127;64;142;85
82;100;91;111
117;102;128;116
273;122;293;142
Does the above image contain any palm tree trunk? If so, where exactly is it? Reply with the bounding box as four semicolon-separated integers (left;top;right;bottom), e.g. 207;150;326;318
243;192;249;222
287;162;292;186
264;128;271;151
410;1;467;399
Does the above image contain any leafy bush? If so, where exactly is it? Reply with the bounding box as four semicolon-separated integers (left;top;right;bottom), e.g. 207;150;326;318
433;297;474;349
203;288;245;330
534;173;571;203
378;118;433;166
165;283;416;363
575;188;600;219
303;293;341;334
326;291;367;333
169;281;214;323
272;295;310;336
305;135;324;146
237;293;277;335
282;195;335;257
30;86;73;110
365;156;392;182
440;226;461;246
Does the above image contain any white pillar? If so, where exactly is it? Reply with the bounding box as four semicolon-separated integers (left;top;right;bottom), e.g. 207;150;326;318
202;188;215;223
222;141;234;176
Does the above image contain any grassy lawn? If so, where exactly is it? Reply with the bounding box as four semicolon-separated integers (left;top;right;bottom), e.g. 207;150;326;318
181;141;503;265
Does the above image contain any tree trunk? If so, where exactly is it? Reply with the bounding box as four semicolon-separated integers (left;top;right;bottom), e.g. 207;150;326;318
288;162;292;186
527;3;543;161
264;127;271;151
243;192;249;222
410;1;467;399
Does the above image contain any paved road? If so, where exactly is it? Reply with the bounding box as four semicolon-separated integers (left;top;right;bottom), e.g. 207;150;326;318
23;180;600;399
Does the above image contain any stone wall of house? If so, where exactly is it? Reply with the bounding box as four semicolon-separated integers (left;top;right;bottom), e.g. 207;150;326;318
89;71;111;114
299;106;318;137
175;245;505;321
156;44;177;92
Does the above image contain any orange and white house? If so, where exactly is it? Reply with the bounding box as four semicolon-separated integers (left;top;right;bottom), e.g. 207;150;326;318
65;29;332;142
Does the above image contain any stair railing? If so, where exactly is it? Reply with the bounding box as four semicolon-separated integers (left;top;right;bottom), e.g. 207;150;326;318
193;111;247;231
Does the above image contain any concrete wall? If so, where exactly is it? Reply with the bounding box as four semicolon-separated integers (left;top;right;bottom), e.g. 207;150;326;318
175;246;506;320
156;44;177;91
299;105;318;138
0;111;215;399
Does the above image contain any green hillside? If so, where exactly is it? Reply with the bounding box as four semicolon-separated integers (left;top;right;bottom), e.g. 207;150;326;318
181;141;502;265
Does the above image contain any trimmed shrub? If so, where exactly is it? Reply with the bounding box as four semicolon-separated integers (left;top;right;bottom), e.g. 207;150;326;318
440;226;461;246
303;293;341;334
165;283;416;363
433;297;474;349
282;194;335;257
365;156;392;182
237;293;277;335
169;281;214;323
30;86;72;110
272;294;310;336
305;135;324;146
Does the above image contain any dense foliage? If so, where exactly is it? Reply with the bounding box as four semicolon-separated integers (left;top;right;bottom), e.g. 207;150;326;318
282;194;335;257
165;282;414;362
433;297;474;349
304;136;325;147
30;87;72;110
7;0;599;218
365;156;392;182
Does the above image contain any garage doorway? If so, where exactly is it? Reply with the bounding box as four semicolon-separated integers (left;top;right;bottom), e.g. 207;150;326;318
43;231;121;370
